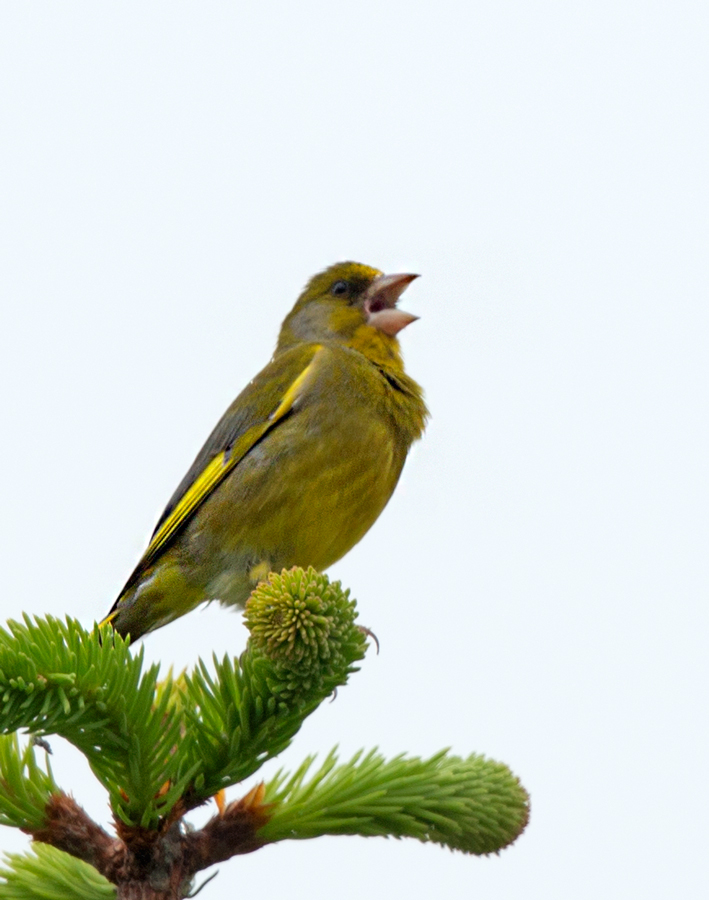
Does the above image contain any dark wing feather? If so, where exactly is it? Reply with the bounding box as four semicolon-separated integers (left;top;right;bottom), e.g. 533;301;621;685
109;343;324;609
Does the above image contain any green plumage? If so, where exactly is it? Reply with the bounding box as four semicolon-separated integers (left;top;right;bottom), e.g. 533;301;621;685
103;262;427;639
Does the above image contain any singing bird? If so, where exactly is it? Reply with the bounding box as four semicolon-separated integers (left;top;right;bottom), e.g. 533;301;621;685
102;262;427;639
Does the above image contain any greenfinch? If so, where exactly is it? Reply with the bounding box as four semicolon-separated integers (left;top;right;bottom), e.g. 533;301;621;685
102;262;427;639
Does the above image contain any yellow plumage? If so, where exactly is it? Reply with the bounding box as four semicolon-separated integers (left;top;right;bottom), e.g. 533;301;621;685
102;262;427;639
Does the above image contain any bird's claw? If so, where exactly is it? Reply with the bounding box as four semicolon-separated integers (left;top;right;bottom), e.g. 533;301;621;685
358;624;380;654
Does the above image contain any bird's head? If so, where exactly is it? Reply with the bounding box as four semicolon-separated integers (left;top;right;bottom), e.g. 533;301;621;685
277;262;420;355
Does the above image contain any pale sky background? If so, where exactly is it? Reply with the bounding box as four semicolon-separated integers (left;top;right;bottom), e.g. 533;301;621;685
1;3;707;898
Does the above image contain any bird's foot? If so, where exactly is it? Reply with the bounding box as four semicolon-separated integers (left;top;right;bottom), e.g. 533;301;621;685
358;624;380;654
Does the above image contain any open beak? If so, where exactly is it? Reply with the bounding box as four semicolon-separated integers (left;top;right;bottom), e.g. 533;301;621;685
362;273;420;336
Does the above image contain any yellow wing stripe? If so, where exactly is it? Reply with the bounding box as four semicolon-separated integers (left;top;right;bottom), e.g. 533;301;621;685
134;345;324;576
147;450;231;560
269;353;320;421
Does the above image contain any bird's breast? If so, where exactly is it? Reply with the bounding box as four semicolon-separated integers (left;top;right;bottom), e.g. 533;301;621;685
181;352;413;603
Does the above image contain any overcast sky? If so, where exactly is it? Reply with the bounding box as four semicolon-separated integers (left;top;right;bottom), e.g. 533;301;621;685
1;3;707;898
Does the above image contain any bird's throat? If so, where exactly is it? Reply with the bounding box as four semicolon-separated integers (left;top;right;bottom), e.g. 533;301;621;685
347;322;406;370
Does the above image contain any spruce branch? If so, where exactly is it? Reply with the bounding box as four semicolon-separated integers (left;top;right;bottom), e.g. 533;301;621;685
0;568;530;898
0;843;114;900
0;615;187;828
179;568;368;807
259;747;529;854
0;735;58;832
0;572;368;827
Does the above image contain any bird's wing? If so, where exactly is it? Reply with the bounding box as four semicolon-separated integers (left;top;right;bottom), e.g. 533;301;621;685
115;343;325;600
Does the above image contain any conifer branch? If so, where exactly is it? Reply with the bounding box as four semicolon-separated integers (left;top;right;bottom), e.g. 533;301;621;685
0;843;114;900
259;747;529;854
0;734;58;832
0;568;530;898
178;568;368;807
0;615;185;827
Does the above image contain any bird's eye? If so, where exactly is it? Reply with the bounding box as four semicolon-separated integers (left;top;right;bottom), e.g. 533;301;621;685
331;280;350;297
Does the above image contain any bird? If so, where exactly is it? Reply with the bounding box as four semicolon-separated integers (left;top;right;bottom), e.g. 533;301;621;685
101;261;427;640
